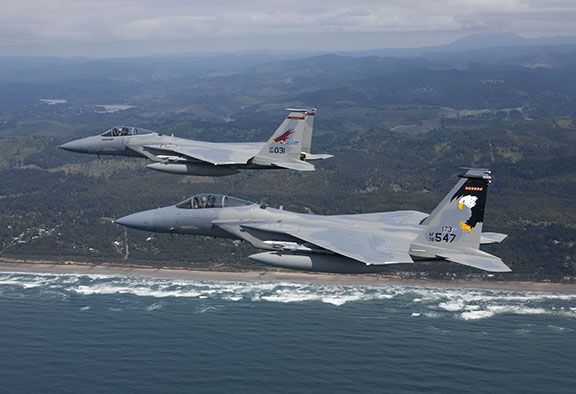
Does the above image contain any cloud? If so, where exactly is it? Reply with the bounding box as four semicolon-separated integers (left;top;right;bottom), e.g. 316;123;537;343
1;0;576;55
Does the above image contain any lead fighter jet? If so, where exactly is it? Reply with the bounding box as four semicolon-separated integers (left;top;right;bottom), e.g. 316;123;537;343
115;168;511;273
59;109;331;176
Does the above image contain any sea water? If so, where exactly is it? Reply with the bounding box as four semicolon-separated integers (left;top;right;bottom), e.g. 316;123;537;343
0;272;575;394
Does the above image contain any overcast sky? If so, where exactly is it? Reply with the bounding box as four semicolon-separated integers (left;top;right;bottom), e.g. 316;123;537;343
2;0;576;57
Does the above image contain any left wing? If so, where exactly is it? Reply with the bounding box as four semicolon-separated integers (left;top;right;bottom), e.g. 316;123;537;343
236;221;414;265
141;141;261;165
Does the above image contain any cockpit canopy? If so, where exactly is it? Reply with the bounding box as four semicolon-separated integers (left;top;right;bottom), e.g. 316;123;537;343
101;126;153;137
176;194;254;209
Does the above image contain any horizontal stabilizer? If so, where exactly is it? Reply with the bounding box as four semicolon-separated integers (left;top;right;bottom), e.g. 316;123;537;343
271;161;315;171
304;153;334;161
437;253;512;272
480;232;508;244
285;108;316;114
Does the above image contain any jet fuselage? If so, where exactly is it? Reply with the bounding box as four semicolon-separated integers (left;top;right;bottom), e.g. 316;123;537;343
114;169;511;274
115;199;423;273
59;110;330;176
59;133;269;176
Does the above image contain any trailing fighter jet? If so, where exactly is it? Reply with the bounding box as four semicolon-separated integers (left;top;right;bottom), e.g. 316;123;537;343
115;168;511;273
59;109;332;176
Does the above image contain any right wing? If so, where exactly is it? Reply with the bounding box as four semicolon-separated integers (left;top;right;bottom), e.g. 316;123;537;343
332;210;428;226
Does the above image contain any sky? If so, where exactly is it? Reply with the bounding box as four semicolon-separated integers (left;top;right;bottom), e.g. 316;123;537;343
2;0;576;57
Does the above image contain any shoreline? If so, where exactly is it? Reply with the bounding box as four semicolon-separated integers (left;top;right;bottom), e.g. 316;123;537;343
1;258;576;293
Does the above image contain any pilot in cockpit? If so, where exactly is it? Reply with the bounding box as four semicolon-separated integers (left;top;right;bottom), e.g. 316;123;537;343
200;196;208;208
207;196;216;208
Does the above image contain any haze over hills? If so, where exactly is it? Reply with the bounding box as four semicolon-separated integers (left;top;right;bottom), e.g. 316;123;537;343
345;32;576;57
0;33;575;278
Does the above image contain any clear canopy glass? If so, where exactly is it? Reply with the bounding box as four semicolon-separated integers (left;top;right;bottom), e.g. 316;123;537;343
176;194;254;209
101;127;153;137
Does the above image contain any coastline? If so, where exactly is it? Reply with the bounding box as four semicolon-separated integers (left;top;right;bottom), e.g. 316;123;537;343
1;257;576;293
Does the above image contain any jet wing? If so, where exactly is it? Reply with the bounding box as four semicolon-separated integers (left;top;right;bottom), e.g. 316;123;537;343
141;142;261;165
332;210;428;226
239;221;414;266
125;145;164;162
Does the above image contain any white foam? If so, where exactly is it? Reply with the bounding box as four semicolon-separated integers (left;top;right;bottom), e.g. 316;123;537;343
222;295;243;302
73;283;204;298
438;300;465;312
2;272;576;316
461;310;495;320
321;295;361;306
486;305;549;315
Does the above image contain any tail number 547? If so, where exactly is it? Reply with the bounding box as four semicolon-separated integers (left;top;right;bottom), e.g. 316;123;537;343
429;233;456;243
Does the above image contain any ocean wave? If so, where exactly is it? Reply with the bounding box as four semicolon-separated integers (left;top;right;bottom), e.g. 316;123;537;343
145;302;163;311
0;272;575;320
460;310;495;320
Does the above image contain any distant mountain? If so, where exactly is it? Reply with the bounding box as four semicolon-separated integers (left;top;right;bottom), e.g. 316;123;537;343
341;32;576;58
441;32;576;51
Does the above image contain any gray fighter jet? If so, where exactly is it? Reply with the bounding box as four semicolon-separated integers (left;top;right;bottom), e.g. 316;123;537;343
59;109;332;176
115;168;511;273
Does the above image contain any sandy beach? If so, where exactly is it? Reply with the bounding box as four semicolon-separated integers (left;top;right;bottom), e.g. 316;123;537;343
1;257;575;293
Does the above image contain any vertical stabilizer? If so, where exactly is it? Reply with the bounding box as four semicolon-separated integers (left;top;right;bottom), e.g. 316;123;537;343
252;110;315;170
295;108;333;161
299;108;315;154
416;168;491;249
410;169;510;272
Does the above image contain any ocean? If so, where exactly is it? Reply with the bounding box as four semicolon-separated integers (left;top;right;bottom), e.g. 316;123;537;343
0;271;575;394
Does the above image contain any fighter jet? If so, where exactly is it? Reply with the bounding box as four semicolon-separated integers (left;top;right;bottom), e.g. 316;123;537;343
59;109;332;176
115;168;511;273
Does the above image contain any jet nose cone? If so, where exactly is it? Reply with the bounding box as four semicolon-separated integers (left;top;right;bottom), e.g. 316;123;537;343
114;212;154;231
59;139;86;153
